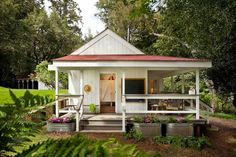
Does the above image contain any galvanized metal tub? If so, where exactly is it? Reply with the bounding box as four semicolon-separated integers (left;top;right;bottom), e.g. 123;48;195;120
133;123;161;137
166;123;193;136
47;122;75;132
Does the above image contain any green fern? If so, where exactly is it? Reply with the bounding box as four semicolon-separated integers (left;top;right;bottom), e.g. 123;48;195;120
16;134;152;157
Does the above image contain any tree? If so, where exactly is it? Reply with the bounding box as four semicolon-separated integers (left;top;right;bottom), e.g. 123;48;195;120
49;0;83;35
34;61;68;89
156;0;236;107
24;8;82;68
96;0;158;53
0;0;83;87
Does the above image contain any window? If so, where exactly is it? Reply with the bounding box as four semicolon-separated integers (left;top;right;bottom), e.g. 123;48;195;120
123;78;145;102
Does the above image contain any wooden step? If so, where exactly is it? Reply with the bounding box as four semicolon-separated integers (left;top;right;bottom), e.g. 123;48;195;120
81;120;122;125
80;130;124;133
80;118;123;131
81;124;122;131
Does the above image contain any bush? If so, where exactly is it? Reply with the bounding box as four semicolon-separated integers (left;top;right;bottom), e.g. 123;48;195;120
124;128;144;142
154;136;209;150
133;115;144;123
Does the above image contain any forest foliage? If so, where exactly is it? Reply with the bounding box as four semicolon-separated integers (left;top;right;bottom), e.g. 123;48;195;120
96;0;236;108
0;0;235;108
0;0;83;87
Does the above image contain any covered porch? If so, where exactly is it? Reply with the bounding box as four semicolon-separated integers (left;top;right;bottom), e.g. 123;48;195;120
51;66;203;132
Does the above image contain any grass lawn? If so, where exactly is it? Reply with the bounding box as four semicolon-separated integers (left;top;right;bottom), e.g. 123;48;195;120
210;112;236;120
0;86;67;104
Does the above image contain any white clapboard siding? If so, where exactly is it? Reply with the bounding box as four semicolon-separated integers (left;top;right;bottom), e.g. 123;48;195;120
68;68;149;113
83;70;99;106
126;102;147;112
68;70;81;105
68;70;81;94
71;29;144;55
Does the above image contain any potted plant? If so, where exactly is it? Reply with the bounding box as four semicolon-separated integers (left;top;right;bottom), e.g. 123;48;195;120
165;115;194;136
47;116;75;132
132;115;161;137
89;103;96;113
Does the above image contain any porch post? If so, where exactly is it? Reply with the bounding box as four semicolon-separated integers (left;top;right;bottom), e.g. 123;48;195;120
76;70;83;132
55;67;59;117
195;70;200;119
122;72;126;132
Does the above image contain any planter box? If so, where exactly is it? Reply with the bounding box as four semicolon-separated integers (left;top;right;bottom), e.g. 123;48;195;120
133;123;161;137
47;122;75;132
166;123;193;136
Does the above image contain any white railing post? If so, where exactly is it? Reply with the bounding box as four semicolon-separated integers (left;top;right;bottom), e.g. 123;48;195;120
55;67;59;117
76;111;79;132
196;70;200;119
80;70;84;113
122;72;126;132
75;70;84;132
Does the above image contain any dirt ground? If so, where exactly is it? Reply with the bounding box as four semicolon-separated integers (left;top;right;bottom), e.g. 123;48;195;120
82;117;236;157
46;117;236;157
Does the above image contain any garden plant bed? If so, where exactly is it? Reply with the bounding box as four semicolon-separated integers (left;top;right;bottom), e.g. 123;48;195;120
165;123;193;136
83;122;236;157
47;122;75;132
133;123;161;137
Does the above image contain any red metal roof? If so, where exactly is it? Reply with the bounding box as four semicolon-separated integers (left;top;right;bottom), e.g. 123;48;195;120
53;54;209;62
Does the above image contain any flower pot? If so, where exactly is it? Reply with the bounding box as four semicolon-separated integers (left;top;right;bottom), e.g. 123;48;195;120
133;123;161;137
47;122;75;132
166;123;193;136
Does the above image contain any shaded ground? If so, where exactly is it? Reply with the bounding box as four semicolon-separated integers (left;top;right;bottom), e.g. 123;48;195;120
82;118;236;157
209;117;236;129
22;117;235;157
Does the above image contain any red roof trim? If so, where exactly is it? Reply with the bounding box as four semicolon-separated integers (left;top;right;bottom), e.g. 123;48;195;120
53;54;209;62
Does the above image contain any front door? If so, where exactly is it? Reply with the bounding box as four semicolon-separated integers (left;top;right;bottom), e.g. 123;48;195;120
100;73;116;113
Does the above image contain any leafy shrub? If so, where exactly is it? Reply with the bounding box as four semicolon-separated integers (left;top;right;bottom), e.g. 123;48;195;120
152;114;160;123
124;128;144;142
167;116;177;123
133;115;144;123
154;136;209;150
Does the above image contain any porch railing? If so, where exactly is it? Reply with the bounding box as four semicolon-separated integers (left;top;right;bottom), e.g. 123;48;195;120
125;94;198;113
56;94;84;132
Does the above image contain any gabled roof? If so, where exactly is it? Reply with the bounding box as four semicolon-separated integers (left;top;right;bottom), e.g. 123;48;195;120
53;54;209;62
71;29;144;55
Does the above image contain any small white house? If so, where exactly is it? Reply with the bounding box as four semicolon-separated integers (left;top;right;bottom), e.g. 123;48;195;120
48;29;212;132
